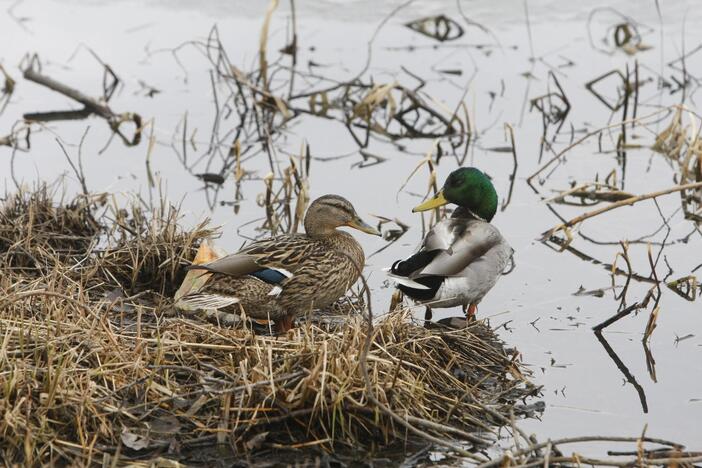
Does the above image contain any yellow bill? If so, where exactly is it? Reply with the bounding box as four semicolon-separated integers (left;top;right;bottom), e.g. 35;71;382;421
412;190;448;212
347;217;382;236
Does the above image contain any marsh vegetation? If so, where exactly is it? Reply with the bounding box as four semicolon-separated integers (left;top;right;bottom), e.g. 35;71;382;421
1;0;701;466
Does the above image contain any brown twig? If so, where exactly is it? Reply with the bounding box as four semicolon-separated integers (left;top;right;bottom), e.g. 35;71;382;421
594;331;648;413
527;107;670;186
478;435;682;468
22;56;142;146
501;123;518;211
543;181;702;241
592;302;641;331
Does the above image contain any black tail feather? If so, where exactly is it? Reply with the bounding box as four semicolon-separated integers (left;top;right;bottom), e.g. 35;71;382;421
390;250;439;277
398;276;443;301
391;250;443;301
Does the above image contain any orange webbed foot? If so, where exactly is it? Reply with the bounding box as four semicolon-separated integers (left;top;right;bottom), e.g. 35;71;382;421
466;303;477;321
274;314;295;334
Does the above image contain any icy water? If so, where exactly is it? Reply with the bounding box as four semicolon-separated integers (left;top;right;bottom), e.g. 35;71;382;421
2;0;701;460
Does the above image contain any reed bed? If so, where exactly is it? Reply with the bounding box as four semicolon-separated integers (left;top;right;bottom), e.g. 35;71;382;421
0;186;537;466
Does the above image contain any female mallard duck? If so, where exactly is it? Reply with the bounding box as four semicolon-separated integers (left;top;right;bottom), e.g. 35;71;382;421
179;195;380;333
388;167;513;321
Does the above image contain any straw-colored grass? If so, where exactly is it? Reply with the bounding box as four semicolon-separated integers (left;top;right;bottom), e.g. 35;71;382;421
0;186;537;466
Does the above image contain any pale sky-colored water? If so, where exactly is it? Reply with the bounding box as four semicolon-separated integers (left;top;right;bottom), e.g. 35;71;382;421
2;0;702;457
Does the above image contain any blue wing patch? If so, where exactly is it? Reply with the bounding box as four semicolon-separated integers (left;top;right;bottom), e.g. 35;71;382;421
250;268;288;285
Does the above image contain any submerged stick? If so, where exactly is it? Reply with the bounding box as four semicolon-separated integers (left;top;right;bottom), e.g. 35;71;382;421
543;181;702;240
510;454;702;467
594;331;648;414
477;435;682;468
22;58;142;146
23;67;114;120
527;108;670;186
501;123;518;211
592;302;641;331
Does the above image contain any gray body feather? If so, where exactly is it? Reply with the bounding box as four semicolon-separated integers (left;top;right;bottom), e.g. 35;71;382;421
392;215;513;309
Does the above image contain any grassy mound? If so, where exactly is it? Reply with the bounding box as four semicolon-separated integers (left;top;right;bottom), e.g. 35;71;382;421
0;187;537;466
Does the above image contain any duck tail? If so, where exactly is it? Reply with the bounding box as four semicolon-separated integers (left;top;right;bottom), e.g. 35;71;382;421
390;250;440;277
175;293;240;311
383;270;431;290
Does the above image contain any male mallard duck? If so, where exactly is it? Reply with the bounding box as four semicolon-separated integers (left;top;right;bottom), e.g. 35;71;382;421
179;195;380;333
388;167;513;321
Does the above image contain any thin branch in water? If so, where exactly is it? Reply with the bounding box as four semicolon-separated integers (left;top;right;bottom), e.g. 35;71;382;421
595;331;648;414
501;123;518;211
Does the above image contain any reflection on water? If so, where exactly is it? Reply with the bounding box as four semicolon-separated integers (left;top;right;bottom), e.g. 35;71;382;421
2;0;702;454
595;330;648;413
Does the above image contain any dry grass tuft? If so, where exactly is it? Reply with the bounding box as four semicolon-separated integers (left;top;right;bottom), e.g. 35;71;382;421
0;186;536;466
652;106;702;222
0;186;99;273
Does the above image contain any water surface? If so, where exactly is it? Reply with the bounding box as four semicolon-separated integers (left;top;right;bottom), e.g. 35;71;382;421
2;0;701;456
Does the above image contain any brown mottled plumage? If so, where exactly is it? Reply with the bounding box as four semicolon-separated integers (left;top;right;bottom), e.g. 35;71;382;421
178;195;380;333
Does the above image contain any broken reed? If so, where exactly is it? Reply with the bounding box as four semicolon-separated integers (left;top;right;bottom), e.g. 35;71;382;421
0;186;536;466
533;105;702;338
538;105;702;241
164;3;472;208
259;152;310;236
479;433;702;468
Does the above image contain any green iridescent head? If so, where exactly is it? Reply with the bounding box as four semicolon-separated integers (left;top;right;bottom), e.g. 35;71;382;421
412;167;498;221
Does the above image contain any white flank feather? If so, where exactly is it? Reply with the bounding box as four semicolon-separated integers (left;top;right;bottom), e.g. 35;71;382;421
267;285;283;296
271;267;293;278
176;293;240;311
384;272;431;290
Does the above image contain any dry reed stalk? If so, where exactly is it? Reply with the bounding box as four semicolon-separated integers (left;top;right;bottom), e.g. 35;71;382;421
543;181;702;243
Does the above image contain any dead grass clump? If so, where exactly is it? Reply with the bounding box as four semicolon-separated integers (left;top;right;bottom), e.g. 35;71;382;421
0;186;99;274
652;106;702;222
0;186;537;466
93;204;214;296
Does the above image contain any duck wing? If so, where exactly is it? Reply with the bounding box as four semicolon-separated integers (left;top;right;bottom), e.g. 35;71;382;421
388;217;512;304
391;218;507;280
187;234;315;281
417;219;506;277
